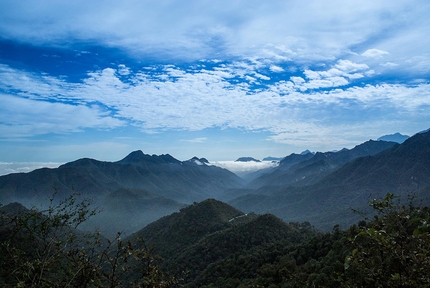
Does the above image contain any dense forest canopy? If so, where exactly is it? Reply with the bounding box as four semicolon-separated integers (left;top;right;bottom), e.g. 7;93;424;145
1;193;429;287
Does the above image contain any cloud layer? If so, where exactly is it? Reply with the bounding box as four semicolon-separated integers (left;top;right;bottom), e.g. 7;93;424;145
0;0;429;162
1;1;429;65
0;58;428;147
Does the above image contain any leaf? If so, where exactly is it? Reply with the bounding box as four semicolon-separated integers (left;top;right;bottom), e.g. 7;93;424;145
410;217;422;224
413;228;421;238
352;248;358;256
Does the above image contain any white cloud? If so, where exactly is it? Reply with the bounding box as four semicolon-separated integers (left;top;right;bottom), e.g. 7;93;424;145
269;65;284;72
362;49;389;58
295;59;371;90
181;137;208;143
0;92;124;138
117;64;131;76
0;0;428;164
290;77;305;85
0;162;62;176
0;61;429;150
0;0;428;67
334;60;369;73
209;160;279;174
380;62;399;67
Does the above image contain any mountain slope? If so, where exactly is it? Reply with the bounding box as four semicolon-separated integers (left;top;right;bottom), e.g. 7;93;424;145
225;140;397;203
0;151;244;205
126;199;244;257
230;130;430;231
247;140;397;190
125;199;318;285
169;214;316;284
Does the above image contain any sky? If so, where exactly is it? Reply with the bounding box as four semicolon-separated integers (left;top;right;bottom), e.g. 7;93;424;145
0;0;429;175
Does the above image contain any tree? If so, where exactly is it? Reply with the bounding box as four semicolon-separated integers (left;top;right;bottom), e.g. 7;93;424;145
0;193;176;287
344;193;430;287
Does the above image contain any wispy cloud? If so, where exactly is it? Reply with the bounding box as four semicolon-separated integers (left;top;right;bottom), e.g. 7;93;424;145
0;60;429;148
0;162;61;176
0;1;429;68
181;137;208;143
0;0;429;161
362;49;389;58
0;93;123;137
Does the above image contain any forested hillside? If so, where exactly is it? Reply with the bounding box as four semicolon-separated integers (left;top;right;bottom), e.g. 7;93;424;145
3;193;428;287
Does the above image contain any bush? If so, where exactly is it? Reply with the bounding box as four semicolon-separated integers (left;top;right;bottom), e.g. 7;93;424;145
0;193;176;287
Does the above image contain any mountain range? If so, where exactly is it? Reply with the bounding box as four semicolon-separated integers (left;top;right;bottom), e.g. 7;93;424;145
0;151;243;236
0;129;429;234
230;130;430;230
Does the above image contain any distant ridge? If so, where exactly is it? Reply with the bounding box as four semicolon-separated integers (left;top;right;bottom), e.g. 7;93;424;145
230;129;430;231
116;150;180;165
0;150;243;204
0;151;244;236
262;156;283;161
235;157;261;162
377;132;409;143
246;139;398;189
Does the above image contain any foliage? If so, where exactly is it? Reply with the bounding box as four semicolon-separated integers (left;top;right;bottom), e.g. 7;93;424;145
0;193;176;287
344;193;430;287
155;194;430;287
2;192;430;287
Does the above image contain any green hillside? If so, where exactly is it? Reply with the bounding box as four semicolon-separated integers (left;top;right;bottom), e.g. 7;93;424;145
127;199;245;259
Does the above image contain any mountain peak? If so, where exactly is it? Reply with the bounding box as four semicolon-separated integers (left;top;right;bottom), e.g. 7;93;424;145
186;157;209;165
377;132;409;143
117;150;180;165
123;150;145;160
127;199;244;257
262;156;283;161
235;157;261;162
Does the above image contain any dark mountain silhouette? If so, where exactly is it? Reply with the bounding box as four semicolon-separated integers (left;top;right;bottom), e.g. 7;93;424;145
0;151;243;205
247;139;397;190
1;130;428;236
230;130;430;230
0;151;244;237
262;156;283;161
235;157;261;162
0;202;28;219
116;150;181;166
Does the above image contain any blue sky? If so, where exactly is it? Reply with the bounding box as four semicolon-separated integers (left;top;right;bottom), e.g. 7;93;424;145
0;0;429;173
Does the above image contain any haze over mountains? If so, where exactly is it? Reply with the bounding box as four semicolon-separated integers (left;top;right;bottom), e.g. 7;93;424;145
0;129;429;236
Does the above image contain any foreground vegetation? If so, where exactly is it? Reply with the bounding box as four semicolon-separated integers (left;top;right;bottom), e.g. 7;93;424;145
1;193;430;287
0;194;177;287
